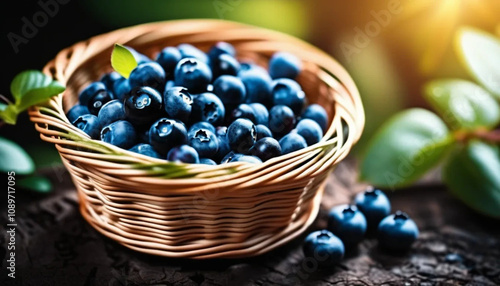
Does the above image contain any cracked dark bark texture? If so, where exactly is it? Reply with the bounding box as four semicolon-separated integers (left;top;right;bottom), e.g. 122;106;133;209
1;161;499;286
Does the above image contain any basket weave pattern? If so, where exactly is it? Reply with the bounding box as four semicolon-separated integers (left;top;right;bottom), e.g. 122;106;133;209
29;20;364;259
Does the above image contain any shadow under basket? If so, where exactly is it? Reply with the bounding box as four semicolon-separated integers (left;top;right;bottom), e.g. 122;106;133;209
29;19;365;259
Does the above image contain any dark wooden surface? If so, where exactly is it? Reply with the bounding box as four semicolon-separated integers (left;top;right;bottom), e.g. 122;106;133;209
1;161;500;286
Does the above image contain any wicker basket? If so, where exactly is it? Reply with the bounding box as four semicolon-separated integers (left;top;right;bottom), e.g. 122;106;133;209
29;19;364;259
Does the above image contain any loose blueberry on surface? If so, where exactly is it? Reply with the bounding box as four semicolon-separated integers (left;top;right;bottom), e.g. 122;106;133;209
188;128;219;158
129;143;161;159
256;124;272;140
227;118;257;153
126;46;151;64
200;158;217;165
303;230;345;267
272;78;305;114
155;46;182;77
211;54;240;79
327;204;367;248
213;75;246;111
112;77;130;101
175;58;212;94
302;104;328;132
100;71;122;96
190;92;225;126
268;105;296;138
167;144;200;164
249;137;281;162
79;82;112;115
354;188;391;232
377;211;419;252
296;118;323;146
189;121;216;135
164;86;193;122
100;120;137;149
208;41;236;61
123;86;163;128
269;52;302;79
129;62;166;93
149;118;188;155
249;103;269;126
67;104;90;123
214;126;231;163
177;43;209;64
279;132;307;155
239;69;273;108
230;103;256;123
97;100;126;127
72;114;100;139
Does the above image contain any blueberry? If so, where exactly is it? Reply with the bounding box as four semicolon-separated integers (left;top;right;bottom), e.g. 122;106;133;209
72;114;100;139
214;126;231;163
296;119;323;146
139;129;150;143
377;211;419;252
79;82;112;115
302;104;328;132
123;86;163;128
190;92;225;126
269;105;295;138
129;62;166;93
227;118;256;153
354;188;391;233
189;121;216;135
249;103;269;126
125;46;151;64
101;120;137;149
149;118;188;155
174;58;212;93
97;100;126;127
164;86;193;122
279;133;307;155
222;152;262;164
327;205;367;248
213;75;246;111
256;124;272;140
230;103;256;123
112;77;131;101
155;46;182;77
100;71;122;95
200;158;217;165
303;230;344;267
208;41;236;61
188;128;219;158
177;43;209;64
269;52;302;79
249;137;281;162
165;80;175;90
129;143;161;159
167;144;200;164
66;104;89;123
239;69;273;108
237;62;268;78
272;78;305;114
211;54;240;78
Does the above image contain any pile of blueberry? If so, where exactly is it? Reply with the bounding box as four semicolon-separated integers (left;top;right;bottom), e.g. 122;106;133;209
303;188;419;267
67;42;329;164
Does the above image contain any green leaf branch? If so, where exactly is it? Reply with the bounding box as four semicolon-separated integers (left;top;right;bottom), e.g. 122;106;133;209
360;27;500;218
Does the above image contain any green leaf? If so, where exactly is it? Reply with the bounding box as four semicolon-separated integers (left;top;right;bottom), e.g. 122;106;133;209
360;108;453;189
424;79;500;130
0;105;18;124
455;27;500;100
0;136;35;175
10;70;65;105
111;44;137;78
17;175;53;193
443;141;500;218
